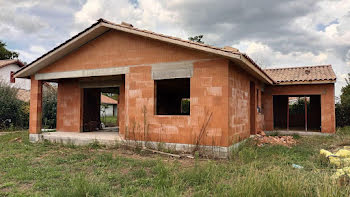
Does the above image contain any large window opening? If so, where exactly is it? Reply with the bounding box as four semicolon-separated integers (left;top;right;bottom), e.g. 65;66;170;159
155;78;190;115
273;95;321;131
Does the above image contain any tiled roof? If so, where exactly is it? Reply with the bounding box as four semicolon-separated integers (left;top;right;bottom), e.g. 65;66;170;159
101;95;118;104
0;59;24;69
264;65;336;84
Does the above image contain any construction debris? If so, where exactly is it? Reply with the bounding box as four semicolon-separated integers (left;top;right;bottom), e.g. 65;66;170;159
292;164;304;169
320;148;350;183
10;137;22;143
254;134;297;147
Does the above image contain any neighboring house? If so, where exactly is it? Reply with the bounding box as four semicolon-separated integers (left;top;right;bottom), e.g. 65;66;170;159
0;59;31;102
14;19;336;157
0;59;29;90
101;94;118;117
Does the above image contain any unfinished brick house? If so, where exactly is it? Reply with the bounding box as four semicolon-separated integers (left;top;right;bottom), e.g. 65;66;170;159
15;19;336;156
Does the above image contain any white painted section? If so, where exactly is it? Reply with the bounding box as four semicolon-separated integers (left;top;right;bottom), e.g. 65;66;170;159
0;64;30;90
101;104;117;117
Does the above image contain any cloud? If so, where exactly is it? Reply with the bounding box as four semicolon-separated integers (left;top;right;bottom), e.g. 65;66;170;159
1;0;350;96
0;0;84;63
14;45;47;63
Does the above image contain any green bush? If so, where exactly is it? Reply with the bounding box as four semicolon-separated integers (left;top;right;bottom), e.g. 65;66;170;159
42;85;57;129
0;81;29;130
336;73;350;127
336;103;350;127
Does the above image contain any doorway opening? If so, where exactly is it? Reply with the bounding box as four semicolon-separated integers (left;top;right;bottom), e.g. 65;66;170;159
273;95;321;131
80;75;123;132
249;81;256;134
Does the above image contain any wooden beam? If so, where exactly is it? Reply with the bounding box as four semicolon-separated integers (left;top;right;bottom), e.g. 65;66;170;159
305;96;308;131
287;97;289;131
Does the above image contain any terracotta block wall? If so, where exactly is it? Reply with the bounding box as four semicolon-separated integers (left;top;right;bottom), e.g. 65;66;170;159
38;30;216;74
29;77;43;134
56;79;83;132
227;62;264;144
119;59;230;147
263;84;335;133
33;29;268;146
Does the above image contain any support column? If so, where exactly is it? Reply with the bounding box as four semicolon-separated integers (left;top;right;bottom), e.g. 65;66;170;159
29;76;43;135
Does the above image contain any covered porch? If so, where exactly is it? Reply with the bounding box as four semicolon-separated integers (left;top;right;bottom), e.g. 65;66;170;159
28;73;126;143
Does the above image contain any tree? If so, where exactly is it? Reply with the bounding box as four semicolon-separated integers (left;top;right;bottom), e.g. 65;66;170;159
188;35;204;44
0;41;19;60
340;73;350;107
0;81;29;130
42;86;57;129
336;73;350;127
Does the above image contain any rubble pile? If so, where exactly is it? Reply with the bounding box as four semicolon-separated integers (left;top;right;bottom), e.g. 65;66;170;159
254;131;297;147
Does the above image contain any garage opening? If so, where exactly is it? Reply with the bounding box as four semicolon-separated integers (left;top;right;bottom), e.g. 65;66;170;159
273;95;321;131
155;78;190;115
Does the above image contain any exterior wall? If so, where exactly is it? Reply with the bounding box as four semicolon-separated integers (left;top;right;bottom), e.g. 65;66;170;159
56;79;83;132
122;59;229;147
0;64;30;90
263;84;335;133
34;29;267;147
228;62;264;144
38;30;216;74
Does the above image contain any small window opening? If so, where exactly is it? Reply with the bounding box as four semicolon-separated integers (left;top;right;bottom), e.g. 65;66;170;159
256;89;261;113
10;71;15;83
155;78;190;115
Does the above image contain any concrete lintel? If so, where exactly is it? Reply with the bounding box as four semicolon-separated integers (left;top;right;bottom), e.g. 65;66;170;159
79;80;122;88
151;61;193;80
35;66;130;80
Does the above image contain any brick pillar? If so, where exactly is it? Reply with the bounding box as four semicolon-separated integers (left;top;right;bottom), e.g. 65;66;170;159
29;77;43;134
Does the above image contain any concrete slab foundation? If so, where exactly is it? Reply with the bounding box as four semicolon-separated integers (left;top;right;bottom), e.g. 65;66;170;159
29;131;246;158
30;132;122;146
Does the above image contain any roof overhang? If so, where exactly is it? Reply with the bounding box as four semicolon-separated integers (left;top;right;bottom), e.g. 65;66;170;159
14;19;274;84
274;80;336;85
14;22;109;78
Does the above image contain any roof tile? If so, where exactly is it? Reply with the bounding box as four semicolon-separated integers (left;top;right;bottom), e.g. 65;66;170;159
0;59;24;68
264;65;336;84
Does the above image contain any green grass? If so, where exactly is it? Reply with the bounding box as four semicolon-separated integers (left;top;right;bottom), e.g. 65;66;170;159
1;127;350;196
101;116;118;127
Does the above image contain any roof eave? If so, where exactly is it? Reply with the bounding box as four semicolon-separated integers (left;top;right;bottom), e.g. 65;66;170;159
274;80;336;85
14;20;274;85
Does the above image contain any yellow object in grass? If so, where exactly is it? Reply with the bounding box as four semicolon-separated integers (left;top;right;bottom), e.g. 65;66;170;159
335;149;350;157
320;149;333;157
332;167;350;179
